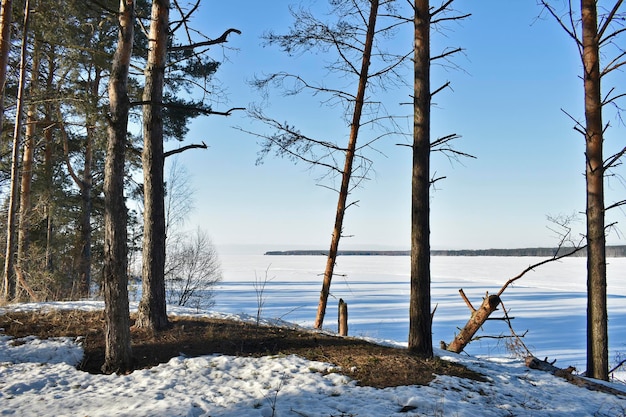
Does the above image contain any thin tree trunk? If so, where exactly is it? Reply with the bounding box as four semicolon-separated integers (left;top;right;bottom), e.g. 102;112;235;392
77;122;93;298
76;70;100;299
581;0;608;381
43;48;55;273
0;0;13;134
313;0;379;329
102;0;135;374
408;0;433;357
3;0;30;302
137;0;169;331
16;39;39;300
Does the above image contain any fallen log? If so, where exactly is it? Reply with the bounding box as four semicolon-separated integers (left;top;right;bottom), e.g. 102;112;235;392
445;293;501;353
444;244;587;355
526;356;626;398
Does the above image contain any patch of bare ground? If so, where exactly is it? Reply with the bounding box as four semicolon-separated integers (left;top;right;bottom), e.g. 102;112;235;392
0;309;485;388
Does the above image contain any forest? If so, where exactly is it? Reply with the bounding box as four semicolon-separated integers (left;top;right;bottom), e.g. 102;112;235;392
0;0;624;384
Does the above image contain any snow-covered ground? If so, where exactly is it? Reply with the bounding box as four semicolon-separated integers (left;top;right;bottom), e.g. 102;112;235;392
1;255;626;416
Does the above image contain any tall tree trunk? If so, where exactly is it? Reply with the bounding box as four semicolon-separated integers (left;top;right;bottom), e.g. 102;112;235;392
137;0;169;331
0;0;13;134
102;0;135;374
408;0;433;357
313;0;379;330
3;0;30;302
76;69;100;299
43;47;55;273
581;0;608;381
77;120;93;298
16;39;39;300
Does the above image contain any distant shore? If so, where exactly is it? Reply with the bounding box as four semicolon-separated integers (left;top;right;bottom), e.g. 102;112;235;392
265;245;626;257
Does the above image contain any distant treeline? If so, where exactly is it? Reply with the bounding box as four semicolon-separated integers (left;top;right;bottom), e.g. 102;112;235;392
265;246;626;257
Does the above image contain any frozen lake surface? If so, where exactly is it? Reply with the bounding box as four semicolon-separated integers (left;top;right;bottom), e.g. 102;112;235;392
214;253;626;370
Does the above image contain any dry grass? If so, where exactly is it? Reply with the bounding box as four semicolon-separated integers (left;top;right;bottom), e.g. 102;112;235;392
0;309;485;388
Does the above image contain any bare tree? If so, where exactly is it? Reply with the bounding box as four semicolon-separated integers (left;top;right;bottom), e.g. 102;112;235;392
541;0;626;381
245;0;408;330
409;0;432;357
312;0;380;329
165;228;221;310
408;0;469;357
102;0;135;374
581;0;608;381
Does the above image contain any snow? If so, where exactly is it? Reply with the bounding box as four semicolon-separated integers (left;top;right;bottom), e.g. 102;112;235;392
1;256;626;416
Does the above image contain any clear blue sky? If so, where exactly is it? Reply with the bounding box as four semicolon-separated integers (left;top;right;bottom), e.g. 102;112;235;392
164;1;626;252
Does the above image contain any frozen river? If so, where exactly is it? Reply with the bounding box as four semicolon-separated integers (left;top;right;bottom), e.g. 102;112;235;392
213;253;626;371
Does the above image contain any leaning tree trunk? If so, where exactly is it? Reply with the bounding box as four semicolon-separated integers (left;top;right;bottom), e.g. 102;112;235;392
408;0;433;357
581;0;608;381
313;0;379;330
137;0;170;331
3;0;30;302
102;0;135;375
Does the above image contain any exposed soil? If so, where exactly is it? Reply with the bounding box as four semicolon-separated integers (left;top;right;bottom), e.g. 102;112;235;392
0;309;485;388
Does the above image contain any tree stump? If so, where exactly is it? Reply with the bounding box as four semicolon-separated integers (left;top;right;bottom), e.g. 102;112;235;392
338;298;348;336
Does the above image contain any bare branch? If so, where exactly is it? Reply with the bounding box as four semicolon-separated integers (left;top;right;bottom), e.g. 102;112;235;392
597;0;624;41
164;141;208;158
430;81;451;98
561;108;587;136
169;28;241;52
606;200;626;211
540;1;582;49
604;145;626;170
601;51;626;76
497;243;586;297
458;289;475;312
170;0;200;36
431;47;462;62
130;99;245;117
431;13;471;26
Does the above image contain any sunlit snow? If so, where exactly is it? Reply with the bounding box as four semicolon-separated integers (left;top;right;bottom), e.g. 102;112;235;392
1;255;625;416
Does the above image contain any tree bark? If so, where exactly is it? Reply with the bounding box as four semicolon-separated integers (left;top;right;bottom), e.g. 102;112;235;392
77;119;93;298
77;70;100;299
16;39;39;300
445;294;501;353
102;0;135;374
581;0;608;381
137;0;170;331
408;0;432;357
43;47;56;274
338;298;348;336
3;0;30;302
313;0;379;330
0;0;13;135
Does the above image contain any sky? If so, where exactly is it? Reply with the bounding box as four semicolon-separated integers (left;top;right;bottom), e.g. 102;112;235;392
161;1;626;252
